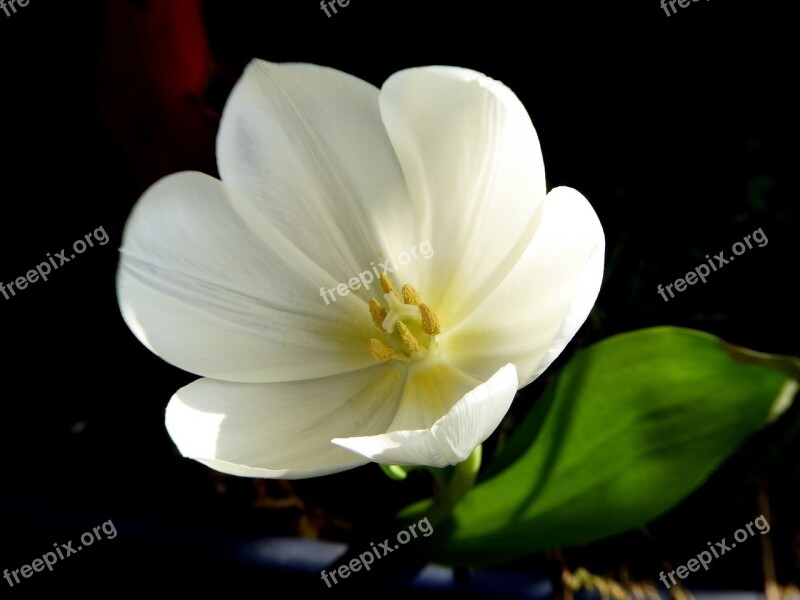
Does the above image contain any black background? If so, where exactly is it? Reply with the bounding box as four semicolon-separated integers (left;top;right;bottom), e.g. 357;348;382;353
0;0;797;595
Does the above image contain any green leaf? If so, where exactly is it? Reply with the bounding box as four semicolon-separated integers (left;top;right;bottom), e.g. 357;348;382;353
420;327;797;566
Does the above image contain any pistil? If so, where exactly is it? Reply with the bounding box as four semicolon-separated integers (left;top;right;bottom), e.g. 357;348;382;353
366;274;442;363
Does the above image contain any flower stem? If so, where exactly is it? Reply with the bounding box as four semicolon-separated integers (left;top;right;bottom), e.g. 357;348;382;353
424;444;482;525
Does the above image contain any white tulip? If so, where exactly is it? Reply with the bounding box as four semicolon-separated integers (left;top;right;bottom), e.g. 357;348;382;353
117;61;604;479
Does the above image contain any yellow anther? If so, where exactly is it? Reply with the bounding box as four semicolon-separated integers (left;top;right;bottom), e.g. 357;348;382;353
369;298;386;329
379;272;394;294
401;284;421;306
419;304;441;335
369;339;397;362
395;321;421;353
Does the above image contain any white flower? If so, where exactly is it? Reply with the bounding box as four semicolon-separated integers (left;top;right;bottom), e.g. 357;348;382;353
117;61;604;479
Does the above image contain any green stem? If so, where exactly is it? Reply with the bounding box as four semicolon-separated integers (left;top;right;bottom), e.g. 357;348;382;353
423;444;482;525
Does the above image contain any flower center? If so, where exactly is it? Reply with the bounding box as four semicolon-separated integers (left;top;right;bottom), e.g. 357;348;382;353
367;273;441;363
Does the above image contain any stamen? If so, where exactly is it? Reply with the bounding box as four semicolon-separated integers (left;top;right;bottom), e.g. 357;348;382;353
402;284;421;306
395;322;421;353
369;298;386;329
379;272;394;294
369;339;397;362
365;276;441;362
419;304;441;335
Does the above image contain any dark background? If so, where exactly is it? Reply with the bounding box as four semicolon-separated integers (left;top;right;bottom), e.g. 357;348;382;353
0;0;796;595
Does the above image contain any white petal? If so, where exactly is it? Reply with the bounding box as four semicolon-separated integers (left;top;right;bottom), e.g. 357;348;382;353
333;364;518;467
117;171;381;383
379;67;546;324
442;187;604;387
166;363;406;479
383;357;483;432
216;60;421;286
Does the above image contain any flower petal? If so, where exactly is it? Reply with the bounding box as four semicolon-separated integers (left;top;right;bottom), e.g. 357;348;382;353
379;67;546;324
166;363;406;479
333;364;518;467
382;357;483;432
216;60;420;286
443;187;604;387
117;171;382;383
